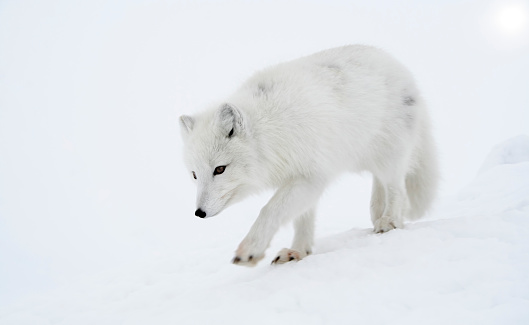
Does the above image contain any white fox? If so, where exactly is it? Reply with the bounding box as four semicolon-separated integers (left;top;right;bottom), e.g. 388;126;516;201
179;45;438;266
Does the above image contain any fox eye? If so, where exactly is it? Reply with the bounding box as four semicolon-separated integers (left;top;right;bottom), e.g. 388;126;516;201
192;171;197;179
213;166;226;175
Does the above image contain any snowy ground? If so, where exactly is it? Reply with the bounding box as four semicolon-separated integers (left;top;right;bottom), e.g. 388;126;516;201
1;137;527;325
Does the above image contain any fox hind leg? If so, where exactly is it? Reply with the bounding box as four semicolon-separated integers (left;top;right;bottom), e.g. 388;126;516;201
373;172;408;233
370;176;386;226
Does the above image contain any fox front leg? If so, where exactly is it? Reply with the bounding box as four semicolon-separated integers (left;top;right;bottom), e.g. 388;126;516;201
232;178;324;266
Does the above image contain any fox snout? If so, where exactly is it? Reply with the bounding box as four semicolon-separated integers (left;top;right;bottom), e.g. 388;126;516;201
194;187;230;219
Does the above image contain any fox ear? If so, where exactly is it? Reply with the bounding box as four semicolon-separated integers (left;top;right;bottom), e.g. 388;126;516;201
216;103;247;137
179;115;194;137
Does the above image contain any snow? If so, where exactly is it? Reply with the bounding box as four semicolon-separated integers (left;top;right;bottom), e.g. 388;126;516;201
1;137;528;324
478;135;529;175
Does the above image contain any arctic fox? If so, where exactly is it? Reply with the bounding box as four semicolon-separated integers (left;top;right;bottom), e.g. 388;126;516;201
179;45;438;266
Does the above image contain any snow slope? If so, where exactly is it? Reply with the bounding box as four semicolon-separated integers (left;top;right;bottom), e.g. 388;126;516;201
1;137;528;325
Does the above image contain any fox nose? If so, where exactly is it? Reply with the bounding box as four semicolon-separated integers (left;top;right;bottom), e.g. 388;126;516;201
195;208;206;218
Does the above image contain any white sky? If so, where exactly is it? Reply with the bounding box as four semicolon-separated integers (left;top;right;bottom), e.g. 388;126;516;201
0;0;528;305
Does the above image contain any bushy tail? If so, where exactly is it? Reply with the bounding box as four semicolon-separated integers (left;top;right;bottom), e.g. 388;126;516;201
405;132;439;220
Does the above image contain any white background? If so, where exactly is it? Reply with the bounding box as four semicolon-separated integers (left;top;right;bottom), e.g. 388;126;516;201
0;0;528;307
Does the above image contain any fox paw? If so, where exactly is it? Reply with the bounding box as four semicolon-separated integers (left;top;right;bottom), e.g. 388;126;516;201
271;248;308;265
232;240;265;267
232;253;264;267
374;216;403;233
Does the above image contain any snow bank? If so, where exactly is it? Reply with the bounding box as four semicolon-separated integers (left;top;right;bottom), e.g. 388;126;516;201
478;135;529;175
445;136;529;219
1;138;528;325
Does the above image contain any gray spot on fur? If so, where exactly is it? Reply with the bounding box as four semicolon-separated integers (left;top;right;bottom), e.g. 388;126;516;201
254;82;272;98
257;83;267;93
399;93;416;129
320;63;345;94
403;96;416;106
323;63;341;72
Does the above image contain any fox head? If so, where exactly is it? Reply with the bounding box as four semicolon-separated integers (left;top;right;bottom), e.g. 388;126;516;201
179;104;257;218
